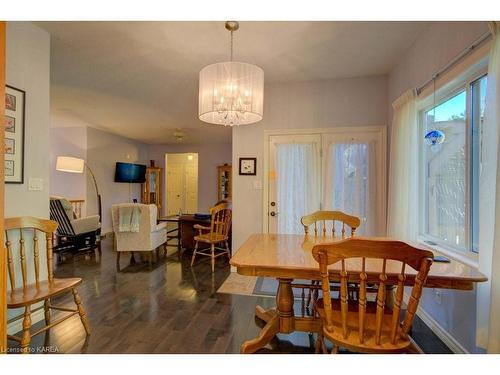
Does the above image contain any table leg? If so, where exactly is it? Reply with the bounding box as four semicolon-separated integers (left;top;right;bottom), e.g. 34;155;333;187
277;278;294;333
240;311;279;354
241;278;304;353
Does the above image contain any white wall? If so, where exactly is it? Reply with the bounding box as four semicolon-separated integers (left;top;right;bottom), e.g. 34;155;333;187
86;127;148;233
49;126;87;214
232;76;388;252
387;21;489;353
5;22;50;327
147;142;232;215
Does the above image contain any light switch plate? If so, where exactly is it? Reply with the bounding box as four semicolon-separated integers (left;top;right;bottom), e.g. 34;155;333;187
253;180;262;190
28;178;44;191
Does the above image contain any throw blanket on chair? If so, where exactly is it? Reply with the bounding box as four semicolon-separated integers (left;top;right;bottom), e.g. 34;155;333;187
119;206;141;232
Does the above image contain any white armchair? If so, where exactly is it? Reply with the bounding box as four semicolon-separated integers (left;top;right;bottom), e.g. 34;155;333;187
111;203;167;270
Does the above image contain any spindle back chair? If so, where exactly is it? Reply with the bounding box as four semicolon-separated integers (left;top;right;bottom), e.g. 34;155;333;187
312;238;433;353
301;210;361;237
5;217;90;353
300;211;361;313
190;203;232;273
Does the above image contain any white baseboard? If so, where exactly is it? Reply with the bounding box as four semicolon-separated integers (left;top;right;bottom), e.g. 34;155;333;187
7;308;45;336
403;293;468;354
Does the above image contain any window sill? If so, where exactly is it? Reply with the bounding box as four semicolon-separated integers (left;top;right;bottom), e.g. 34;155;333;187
417;236;479;269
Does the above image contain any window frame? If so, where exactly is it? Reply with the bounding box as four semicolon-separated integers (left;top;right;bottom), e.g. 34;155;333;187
417;66;487;259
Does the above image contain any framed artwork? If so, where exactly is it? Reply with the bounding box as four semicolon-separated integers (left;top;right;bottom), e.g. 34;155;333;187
4;85;25;183
239;157;257;176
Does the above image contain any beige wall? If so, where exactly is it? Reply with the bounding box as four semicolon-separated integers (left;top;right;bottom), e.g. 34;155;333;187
5;21;50;328
231;75;388;252
49;126;87;214
86;127;149;234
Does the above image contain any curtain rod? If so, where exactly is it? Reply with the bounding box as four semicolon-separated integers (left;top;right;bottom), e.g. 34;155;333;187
416;31;492;95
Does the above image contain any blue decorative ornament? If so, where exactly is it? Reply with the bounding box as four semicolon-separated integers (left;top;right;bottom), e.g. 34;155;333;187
424;130;445;146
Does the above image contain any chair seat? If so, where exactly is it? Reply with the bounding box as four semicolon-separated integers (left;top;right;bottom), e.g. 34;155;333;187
315;298;410;353
7;278;82;309
194;233;228;244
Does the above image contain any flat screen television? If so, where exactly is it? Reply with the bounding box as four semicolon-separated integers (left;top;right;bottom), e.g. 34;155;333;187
114;162;147;183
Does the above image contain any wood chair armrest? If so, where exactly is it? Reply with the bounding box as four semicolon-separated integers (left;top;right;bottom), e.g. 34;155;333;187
193;224;211;232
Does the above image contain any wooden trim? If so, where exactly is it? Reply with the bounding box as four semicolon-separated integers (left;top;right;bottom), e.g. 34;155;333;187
0;21;6;354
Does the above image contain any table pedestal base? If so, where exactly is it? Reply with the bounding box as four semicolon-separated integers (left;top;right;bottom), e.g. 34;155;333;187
240;278;322;354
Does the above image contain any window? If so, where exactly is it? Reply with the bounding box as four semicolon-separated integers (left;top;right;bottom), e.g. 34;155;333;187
419;73;487;255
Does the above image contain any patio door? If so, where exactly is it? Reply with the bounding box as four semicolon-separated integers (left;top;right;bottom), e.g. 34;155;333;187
267;128;385;235
268;134;322;234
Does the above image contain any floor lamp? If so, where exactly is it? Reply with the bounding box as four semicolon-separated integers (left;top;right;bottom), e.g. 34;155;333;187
56;156;102;221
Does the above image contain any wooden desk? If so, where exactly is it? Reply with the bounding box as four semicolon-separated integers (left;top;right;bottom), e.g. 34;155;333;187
158;215;181;254
230;234;487;353
179;215;211;251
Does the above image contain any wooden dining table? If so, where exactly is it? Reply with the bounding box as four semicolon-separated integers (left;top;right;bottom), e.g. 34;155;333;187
229;233;488;354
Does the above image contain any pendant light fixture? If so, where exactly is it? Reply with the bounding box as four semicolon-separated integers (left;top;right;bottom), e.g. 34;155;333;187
198;21;264;126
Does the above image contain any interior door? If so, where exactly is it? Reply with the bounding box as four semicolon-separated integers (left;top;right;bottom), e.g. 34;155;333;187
166;164;184;215
185;164;198;214
268;134;322;234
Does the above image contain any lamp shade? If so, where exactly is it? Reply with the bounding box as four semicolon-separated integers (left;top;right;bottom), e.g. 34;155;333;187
199;61;264;126
56;156;85;173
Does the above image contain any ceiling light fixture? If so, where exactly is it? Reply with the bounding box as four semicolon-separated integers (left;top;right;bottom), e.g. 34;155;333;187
198;21;264;126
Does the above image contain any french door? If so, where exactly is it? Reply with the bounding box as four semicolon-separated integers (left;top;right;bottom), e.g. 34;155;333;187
266;128;385;236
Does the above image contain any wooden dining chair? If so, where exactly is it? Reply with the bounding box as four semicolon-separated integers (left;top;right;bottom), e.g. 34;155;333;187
300;210;361;311
312;238;433;354
5;217;90;353
190;203;232;273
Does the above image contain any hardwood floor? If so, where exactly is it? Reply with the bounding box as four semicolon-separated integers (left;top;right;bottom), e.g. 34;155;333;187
6;237;451;354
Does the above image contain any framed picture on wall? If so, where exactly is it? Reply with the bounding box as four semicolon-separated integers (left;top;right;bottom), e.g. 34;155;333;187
4;85;26;183
239;157;257;176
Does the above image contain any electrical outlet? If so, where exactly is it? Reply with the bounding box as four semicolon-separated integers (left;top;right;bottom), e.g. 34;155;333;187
434;288;442;305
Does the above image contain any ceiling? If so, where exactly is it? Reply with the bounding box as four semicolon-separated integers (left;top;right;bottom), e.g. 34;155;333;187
37;21;429;144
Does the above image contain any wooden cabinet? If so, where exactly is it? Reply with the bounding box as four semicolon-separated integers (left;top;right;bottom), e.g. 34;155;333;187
142;166;162;217
217;164;232;201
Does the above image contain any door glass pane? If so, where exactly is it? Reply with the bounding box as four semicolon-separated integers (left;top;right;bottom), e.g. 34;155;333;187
423;90;466;249
471;75;487;253
276;143;320;234
324;142;377;235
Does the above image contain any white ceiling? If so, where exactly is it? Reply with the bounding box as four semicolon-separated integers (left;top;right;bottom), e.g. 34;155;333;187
37;21;429;144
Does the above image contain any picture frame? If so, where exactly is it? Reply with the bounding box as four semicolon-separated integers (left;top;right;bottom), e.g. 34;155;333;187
4;85;26;183
239;157;257;176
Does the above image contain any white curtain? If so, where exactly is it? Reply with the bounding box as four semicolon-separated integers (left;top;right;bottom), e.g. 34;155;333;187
386;89;419;241
477;21;500;353
323;142;378;235
276;143;320;234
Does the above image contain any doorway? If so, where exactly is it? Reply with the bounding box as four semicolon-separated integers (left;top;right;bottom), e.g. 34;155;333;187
265;127;386;236
165;153;199;215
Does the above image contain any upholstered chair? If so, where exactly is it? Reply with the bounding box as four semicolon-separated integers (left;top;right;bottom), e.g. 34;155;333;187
111;203;167;270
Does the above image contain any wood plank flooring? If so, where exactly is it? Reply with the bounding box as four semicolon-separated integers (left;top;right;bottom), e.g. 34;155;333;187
6;237;451;354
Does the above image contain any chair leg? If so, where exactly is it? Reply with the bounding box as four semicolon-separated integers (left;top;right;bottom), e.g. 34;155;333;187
116;251;121;271
72;288;90;335
211;244;215;273
331;345;339;354
315;332;324;354
20;306;32;354
190;241;199;267
224;241;231;260
44;299;51;325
